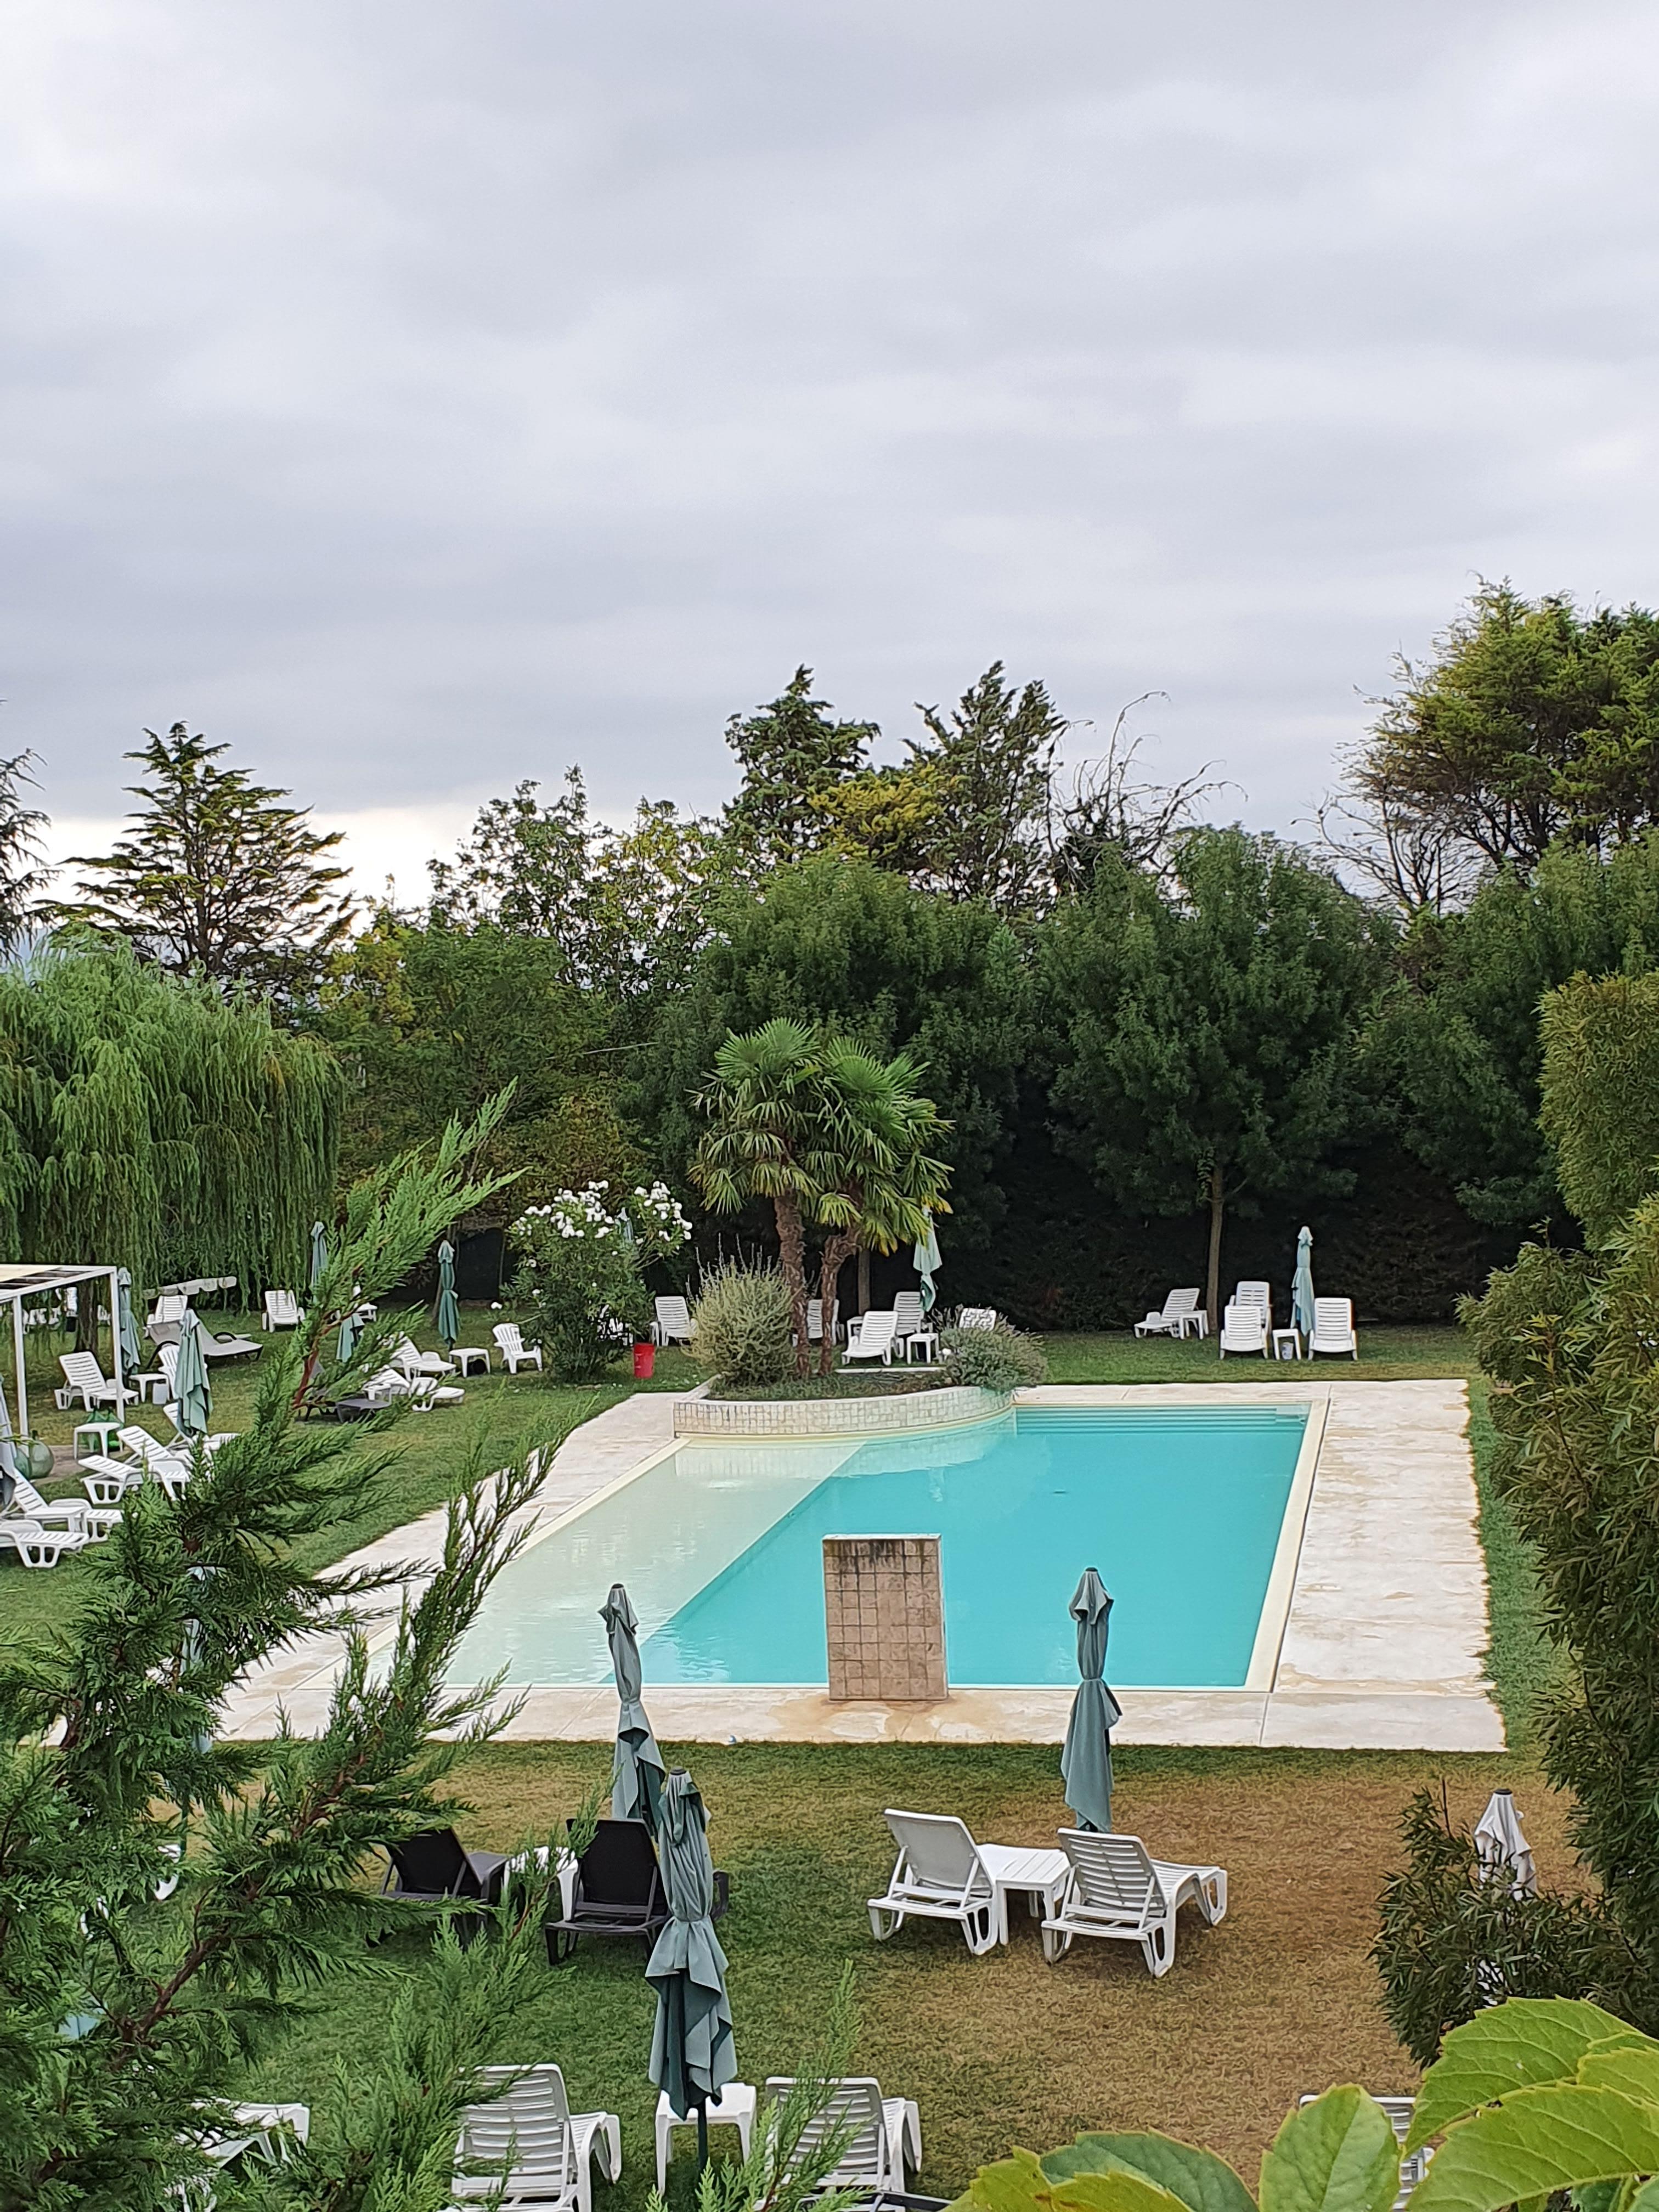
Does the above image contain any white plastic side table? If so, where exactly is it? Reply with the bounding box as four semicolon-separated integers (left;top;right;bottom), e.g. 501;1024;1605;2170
74;1418;122;1463
656;2082;757;2187
1271;1327;1302;1361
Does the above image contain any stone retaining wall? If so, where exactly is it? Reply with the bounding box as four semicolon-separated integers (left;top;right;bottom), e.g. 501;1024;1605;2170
673;1385;1008;1437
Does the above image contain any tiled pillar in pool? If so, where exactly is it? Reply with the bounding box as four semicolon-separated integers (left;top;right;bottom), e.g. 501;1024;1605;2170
823;1534;947;1700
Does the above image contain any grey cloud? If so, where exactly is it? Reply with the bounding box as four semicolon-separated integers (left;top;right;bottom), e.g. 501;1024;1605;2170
3;0;1658;850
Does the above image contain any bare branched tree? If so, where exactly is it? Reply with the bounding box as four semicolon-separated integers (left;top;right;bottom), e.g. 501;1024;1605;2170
1048;696;1233;891
1312;756;1484;918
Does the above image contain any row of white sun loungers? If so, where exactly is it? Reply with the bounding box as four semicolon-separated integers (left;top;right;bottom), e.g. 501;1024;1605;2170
1139;1283;1359;1357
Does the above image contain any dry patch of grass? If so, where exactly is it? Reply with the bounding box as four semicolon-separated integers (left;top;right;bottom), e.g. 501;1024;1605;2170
256;1742;1568;2200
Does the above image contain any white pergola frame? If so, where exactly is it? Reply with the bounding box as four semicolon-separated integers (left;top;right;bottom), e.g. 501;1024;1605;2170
0;1262;124;1440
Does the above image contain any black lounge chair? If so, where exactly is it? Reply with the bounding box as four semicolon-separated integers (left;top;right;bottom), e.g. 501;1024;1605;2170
544;1816;731;1964
382;1827;508;1912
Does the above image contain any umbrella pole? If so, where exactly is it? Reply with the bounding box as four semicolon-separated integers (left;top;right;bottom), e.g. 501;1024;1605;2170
696;2097;709;2176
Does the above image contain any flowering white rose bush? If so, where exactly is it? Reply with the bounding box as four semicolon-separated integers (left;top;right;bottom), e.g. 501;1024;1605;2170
510;1181;691;1380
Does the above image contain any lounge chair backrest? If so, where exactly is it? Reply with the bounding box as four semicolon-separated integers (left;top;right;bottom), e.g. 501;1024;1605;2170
1060;1829;1160;1914
571;1818;662;1912
957;1307;997;1331
1233;1281;1270;1310
264;1290;300;1326
805;1299;837;1341
388;1827;472;1896
494;1322;527;1356
459;2063;573;2186
654;1296;692;1339
159;1345;178;1389
884;1808;989;1892
153;1294;188;1324
893;1293;924;1337
853;1311;897;1353
7;1474;54;1518
118;1425;181;1468
763;2078;886;2185
1163;1288;1200;1318
1220;1304;1264;1340
60;1352;109;1390
1313;1297;1353;1331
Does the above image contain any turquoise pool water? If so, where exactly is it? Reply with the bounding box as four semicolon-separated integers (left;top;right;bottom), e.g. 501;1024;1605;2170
449;1405;1308;1689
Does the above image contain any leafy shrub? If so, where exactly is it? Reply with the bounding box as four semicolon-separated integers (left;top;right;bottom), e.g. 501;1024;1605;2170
936;1319;1047;1391
511;1180;691;1381
690;1262;795;1387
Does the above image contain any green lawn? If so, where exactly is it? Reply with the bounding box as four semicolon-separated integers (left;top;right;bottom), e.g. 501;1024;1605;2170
241;1740;1560;2201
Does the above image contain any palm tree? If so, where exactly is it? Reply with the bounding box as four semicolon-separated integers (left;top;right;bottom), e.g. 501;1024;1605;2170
692;1018;822;1373
808;1040;951;1377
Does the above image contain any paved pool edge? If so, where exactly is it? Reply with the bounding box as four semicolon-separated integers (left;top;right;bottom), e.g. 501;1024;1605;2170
217;1380;1504;1752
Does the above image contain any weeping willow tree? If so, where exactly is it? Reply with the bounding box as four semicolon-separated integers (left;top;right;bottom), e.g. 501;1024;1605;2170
0;939;341;1291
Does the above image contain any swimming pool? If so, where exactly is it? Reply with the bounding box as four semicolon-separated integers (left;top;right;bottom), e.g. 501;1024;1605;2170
450;1403;1315;1690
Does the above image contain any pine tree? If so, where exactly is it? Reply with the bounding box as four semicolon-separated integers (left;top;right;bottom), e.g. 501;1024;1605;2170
723;668;877;867
61;725;355;995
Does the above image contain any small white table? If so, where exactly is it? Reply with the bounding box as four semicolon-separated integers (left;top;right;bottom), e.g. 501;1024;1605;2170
978;1843;1070;1943
1177;1312;1209;1339
1271;1327;1302;1361
656;2081;757;2187
904;1330;939;1364
73;1418;122;1463
449;1346;492;1375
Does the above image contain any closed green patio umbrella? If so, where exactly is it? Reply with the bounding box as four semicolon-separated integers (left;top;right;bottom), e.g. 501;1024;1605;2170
913;1220;942;1314
647;1769;736;2154
309;1220;329;1295
1061;1567;1122;1833
172;1311;212;1438
116;1267;144;1378
602;1583;666;1833
435;1238;460;1351
1292;1225;1316;1346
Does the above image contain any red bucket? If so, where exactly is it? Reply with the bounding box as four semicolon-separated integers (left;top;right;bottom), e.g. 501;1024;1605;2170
632;1341;656;1380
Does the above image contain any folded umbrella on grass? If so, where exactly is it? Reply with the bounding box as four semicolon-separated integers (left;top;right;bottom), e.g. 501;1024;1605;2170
602;1582;665;1833
648;1769;736;2164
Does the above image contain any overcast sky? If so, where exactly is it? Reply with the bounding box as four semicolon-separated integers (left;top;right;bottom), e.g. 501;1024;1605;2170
5;1;1658;898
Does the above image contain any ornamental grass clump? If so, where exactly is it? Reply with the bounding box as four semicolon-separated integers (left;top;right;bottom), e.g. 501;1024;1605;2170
936;1319;1047;1391
689;1261;795;1387
511;1180;690;1381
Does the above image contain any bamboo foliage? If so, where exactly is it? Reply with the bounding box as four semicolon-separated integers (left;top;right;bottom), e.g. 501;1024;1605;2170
0;939;341;1289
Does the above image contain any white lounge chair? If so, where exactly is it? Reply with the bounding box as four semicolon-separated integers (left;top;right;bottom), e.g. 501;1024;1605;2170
58;1352;131;1413
0;1516;90;1568
868;1809;1000;1955
78;1453;144;1507
1299;2095;1428;2211
843;1310;898;1366
1309;1296;1358;1359
652;1296;693;1346
115;1425;196;1498
365;1367;464;1409
393;1336;455;1379
1135;1288;1203;1339
762;2077;920;2195
893;1291;924;1341
263;1290;303;1331
805;1298;839;1345
7;1471;118;1542
868;1809;1068;1955
1232;1280;1272;1321
452;2063;620;2212
493;1322;543;1374
957;1307;998;1330
1041;1830;1227;1977
1218;1302;1268;1357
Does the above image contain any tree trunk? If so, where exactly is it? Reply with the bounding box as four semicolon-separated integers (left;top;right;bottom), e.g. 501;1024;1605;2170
774;1198;811;1377
1205;1161;1224;1334
816;1233;857;1376
856;1246;870;1317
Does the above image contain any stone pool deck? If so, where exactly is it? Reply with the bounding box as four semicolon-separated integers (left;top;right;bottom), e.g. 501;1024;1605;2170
217;1379;1504;1752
